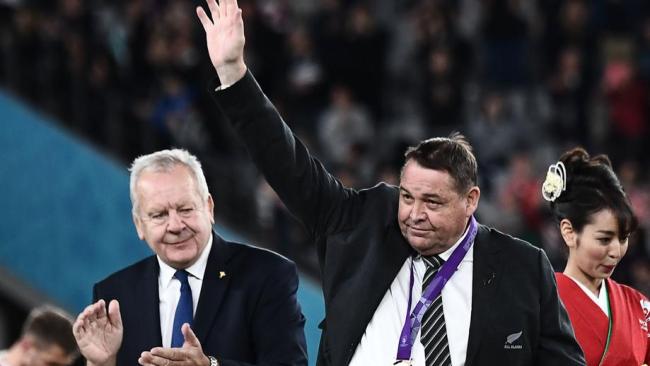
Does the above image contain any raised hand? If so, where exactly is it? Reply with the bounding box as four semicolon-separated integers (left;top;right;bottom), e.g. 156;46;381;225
73;299;123;366
138;324;210;366
196;0;247;86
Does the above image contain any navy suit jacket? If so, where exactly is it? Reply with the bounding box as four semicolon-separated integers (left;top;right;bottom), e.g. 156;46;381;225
210;71;586;366
93;233;307;366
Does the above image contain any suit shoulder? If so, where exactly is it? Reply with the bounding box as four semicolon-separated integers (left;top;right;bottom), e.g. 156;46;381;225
96;256;156;288
361;182;398;199
356;182;399;211
323;182;398;230
479;225;543;255
226;241;296;271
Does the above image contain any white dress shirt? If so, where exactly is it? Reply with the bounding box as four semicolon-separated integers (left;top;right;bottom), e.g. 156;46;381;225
158;235;212;347
349;228;474;366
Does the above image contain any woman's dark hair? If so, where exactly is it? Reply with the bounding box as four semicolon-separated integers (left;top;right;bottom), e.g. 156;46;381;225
550;147;638;240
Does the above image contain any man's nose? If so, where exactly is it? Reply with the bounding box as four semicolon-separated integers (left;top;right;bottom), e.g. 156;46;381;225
409;202;426;221
166;210;185;232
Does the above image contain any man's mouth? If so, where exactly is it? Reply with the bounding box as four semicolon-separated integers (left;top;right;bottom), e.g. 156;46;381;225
408;226;431;235
166;234;193;245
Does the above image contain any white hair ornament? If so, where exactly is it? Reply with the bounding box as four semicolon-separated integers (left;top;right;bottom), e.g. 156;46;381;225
542;161;566;202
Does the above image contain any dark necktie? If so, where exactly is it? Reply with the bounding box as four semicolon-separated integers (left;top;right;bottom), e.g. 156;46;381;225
171;270;193;347
421;255;452;366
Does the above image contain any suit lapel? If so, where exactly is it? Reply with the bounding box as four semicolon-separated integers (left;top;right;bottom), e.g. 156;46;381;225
193;233;233;343
379;223;414;289
340;222;413;365
139;257;163;348
465;225;503;366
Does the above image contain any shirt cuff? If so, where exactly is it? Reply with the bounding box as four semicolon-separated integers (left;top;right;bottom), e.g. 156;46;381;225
214;83;233;92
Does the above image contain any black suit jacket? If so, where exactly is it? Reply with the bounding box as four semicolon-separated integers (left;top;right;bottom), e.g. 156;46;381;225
93;233;307;366
211;72;585;366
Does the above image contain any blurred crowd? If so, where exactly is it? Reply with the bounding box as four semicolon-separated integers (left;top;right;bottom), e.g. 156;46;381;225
1;0;649;293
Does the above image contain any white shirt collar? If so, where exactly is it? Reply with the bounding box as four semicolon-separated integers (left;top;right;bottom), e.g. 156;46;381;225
158;234;213;288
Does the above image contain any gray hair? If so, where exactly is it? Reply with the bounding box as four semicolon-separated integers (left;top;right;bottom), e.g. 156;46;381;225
129;149;210;216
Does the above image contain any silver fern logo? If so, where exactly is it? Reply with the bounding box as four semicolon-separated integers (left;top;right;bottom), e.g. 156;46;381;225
504;331;523;349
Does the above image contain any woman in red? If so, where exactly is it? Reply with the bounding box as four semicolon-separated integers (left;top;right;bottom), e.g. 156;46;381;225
542;147;649;366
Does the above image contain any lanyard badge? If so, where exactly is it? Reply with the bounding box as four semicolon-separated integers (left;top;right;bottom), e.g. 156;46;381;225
394;216;478;364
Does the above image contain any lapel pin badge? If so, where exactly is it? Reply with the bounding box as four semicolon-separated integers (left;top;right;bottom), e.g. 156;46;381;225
219;271;226;279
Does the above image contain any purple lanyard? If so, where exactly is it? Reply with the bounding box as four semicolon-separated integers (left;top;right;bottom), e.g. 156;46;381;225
395;216;478;362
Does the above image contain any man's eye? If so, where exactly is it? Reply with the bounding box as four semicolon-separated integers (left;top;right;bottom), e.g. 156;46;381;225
150;212;167;220
179;207;195;215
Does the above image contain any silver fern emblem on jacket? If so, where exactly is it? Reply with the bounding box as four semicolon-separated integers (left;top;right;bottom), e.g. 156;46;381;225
504;331;523;349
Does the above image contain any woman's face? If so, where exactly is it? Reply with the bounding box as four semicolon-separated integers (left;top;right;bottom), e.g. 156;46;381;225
566;209;629;285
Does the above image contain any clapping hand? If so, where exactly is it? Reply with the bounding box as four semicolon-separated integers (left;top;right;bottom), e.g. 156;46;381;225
138;324;210;366
73;299;123;366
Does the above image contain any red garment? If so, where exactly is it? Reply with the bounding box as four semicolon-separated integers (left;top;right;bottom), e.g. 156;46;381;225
556;273;650;366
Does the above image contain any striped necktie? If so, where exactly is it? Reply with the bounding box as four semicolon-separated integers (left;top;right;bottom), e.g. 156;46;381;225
421;255;452;366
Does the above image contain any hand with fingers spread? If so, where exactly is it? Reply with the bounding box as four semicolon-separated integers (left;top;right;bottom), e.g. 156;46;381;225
196;0;247;86
138;323;210;366
73;299;123;366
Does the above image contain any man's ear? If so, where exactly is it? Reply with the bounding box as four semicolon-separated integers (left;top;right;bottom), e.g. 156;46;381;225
207;194;215;224
560;219;577;248
19;334;35;351
465;186;481;216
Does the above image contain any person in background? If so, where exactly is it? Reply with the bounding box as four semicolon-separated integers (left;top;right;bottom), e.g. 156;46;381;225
543;147;650;365
0;305;78;366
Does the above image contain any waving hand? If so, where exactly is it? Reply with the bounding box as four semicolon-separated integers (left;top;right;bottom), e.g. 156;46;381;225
196;0;247;86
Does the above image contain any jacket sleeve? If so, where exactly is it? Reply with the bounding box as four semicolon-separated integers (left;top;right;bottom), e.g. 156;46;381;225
219;260;308;366
536;248;586;366
210;71;358;239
